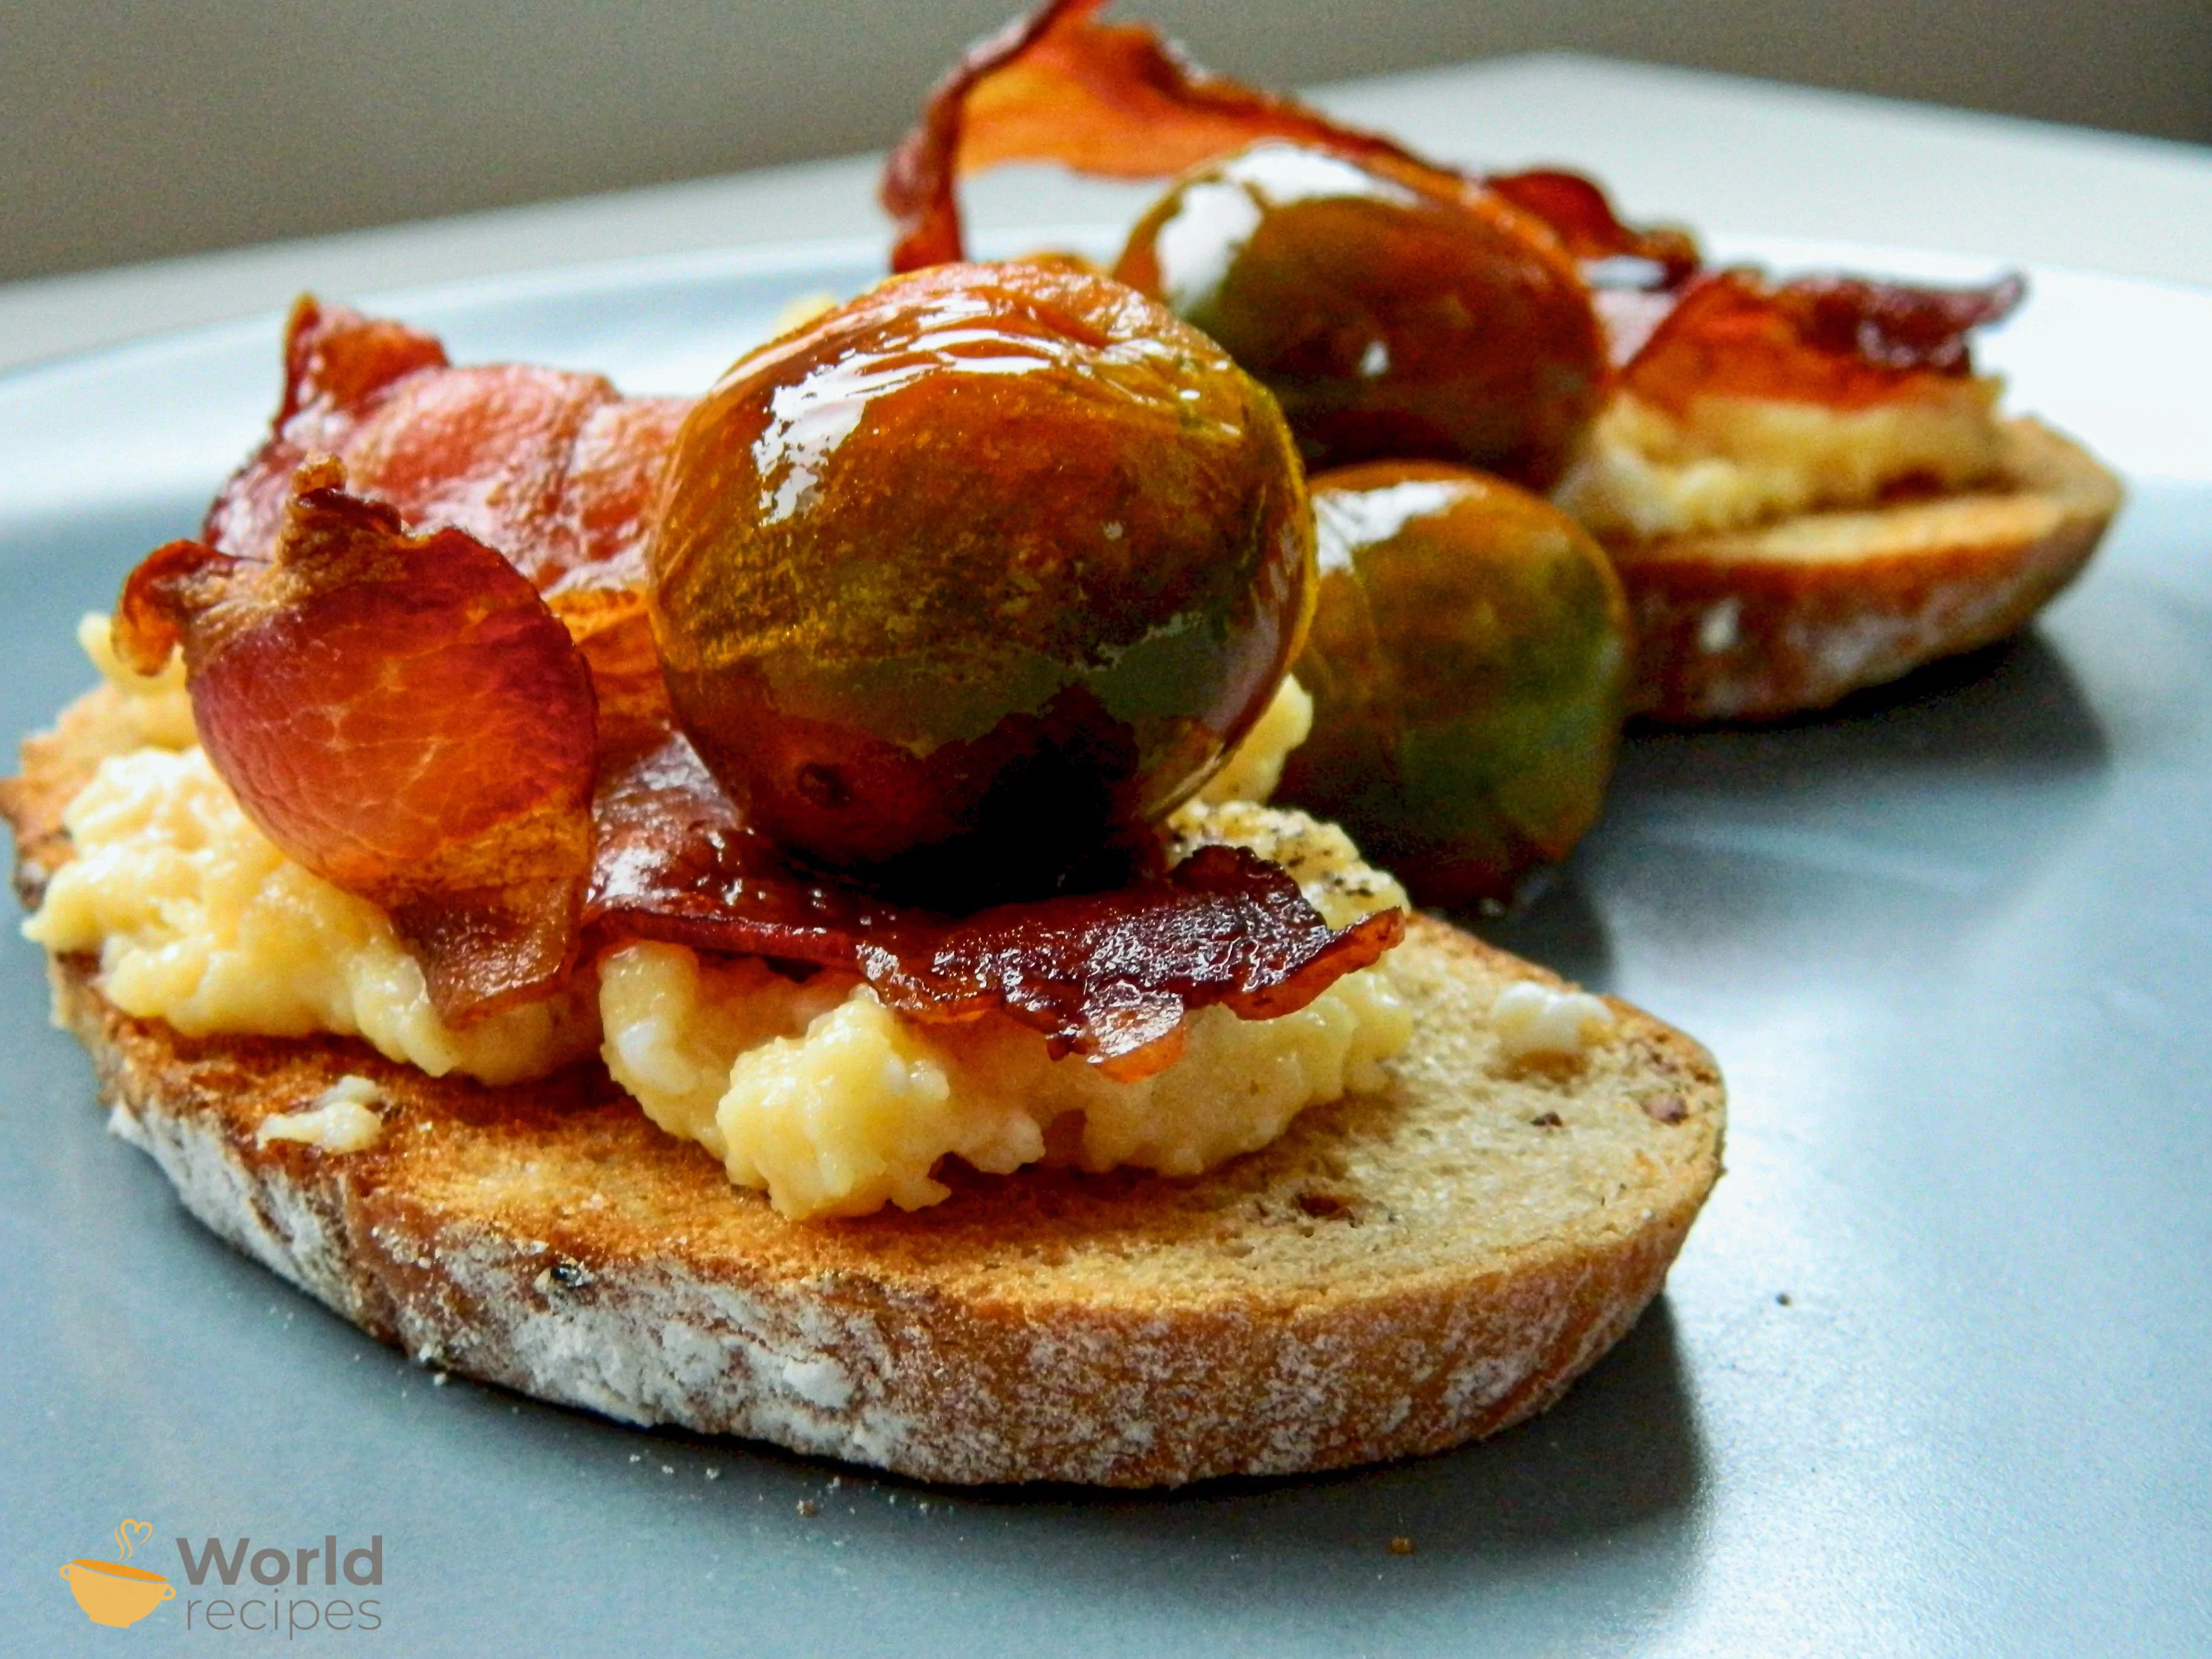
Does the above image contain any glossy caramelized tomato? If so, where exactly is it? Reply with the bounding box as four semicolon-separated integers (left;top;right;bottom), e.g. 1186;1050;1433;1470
1276;461;1629;910
1114;143;1607;492
649;260;1313;903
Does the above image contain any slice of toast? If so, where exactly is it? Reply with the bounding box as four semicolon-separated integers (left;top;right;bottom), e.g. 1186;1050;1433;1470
1609;417;2121;722
4;695;1723;1487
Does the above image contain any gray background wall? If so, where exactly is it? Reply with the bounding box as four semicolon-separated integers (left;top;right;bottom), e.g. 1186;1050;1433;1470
5;0;2208;284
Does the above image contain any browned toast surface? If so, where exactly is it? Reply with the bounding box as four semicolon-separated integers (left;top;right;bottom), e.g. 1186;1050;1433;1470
1609;417;2122;721
6;692;1724;1486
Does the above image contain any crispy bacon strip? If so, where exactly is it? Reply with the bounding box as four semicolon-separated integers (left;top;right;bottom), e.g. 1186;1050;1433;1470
208;297;692;594
881;2;2029;401
881;0;1690;278
1619;268;2026;411
545;585;677;764
116;460;598;1020
585;732;901;964
1483;170;1695;278
858;843;1404;1078
586;735;1402;1080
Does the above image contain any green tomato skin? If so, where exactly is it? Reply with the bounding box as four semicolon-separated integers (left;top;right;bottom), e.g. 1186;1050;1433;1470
1277;461;1629;909
648;260;1314;905
1114;143;1605;493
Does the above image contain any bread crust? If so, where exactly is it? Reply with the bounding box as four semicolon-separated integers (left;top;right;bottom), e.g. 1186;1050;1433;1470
6;696;1724;1487
1608;417;2121;722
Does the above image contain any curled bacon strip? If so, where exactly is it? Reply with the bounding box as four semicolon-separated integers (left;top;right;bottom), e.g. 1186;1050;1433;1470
856;843;1404;1078
1483;170;1696;280
881;0;1690;279
116;460;598;1020
585;732;901;964
881;2;2034;402
205;300;693;758
586;736;1402;1080
545;585;677;764
1619;268;2026;411
209;297;691;594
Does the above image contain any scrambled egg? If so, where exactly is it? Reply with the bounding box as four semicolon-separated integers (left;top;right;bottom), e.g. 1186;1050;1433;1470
1488;981;1615;1060
33;624;1415;1217
256;1074;389;1153
599;800;1413;1220
27;743;597;1086
1166;795;1408;928
1553;380;2007;541
78;612;198;751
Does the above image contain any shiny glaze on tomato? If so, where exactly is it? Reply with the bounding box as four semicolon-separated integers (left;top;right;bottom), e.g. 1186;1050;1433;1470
648;260;1313;904
1114;143;1607;491
1277;460;1629;909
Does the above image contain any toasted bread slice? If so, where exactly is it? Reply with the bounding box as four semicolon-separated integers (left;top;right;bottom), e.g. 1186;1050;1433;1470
1609;417;2120;722
5;695;1723;1487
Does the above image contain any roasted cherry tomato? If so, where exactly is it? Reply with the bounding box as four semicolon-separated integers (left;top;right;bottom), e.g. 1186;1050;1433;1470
649;259;1313;903
1276;460;1629;909
1114;143;1606;492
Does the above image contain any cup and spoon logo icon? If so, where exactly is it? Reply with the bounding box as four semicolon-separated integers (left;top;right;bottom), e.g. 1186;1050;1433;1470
58;1517;175;1628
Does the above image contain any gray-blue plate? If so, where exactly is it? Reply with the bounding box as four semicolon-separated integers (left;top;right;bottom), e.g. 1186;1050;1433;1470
4;238;2208;1657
